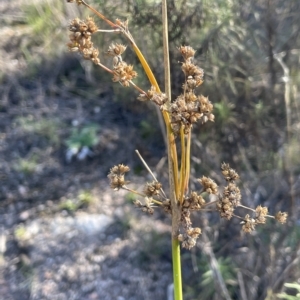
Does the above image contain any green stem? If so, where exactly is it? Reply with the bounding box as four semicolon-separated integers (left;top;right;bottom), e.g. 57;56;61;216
172;238;183;300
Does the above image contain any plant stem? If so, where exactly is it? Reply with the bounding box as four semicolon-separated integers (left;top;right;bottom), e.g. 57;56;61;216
161;0;183;299
179;126;186;203
184;131;191;193
172;238;183;300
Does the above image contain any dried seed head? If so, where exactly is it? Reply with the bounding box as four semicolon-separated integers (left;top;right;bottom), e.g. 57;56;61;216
108;164;130;190
143;181;162;197
86;17;98;33
108;174;126;190
198;176;218;194
198;95;213;114
68;17;98;34
191;191;205;207
162;199;171;214
181;235;197;250
241;214;256;233
275;211;288;224
184;76;197;90
221;163;239;181
183;191;205;211
181;62;204;81
67;17;100;64
178;45;196;61
112;61;137;87
223;182;241;207
106;43;127;56
255;205;268;224
185;91;197;103
216;196;234;220
186;227;201;238
138;86;168;109
150;92;168;108
109;164;130;175
82;47;100;64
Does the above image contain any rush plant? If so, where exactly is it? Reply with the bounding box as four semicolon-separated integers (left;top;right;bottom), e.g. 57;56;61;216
65;1;288;299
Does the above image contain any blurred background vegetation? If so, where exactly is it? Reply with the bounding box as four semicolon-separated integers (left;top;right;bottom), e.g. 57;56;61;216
0;0;300;299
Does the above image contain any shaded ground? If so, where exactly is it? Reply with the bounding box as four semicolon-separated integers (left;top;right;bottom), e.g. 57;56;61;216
2;187;173;300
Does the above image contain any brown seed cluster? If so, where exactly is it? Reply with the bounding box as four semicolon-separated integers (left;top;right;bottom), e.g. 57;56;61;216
221;162;239;182
106;43;137;87
112;61;137;86
138;86;168;110
170;46;214;135
67;17;100;65
143;181;162;197
255;205;268;224
182;191;206;211
107;164;130;190
178;227;201;250
106;43;127;57
240;205;269;233
198;176;218;194
241;214;256;233
275;211;288;224
179;191;205;249
162;199;171;214
217;165;241;220
133;197;154;215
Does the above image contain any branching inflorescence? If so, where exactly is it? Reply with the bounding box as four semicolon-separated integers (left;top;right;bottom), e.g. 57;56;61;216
66;0;288;252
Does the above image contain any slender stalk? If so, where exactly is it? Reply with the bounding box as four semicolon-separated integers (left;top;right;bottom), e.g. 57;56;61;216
81;0;116;28
172;238;183;300
122;186;163;206
135;150;167;198
162;0;182;299
131;43;179;199
135;150;159;182
184;131;191;194
179;126;186;203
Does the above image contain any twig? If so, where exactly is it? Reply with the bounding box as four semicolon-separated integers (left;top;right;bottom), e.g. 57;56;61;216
135;150;167;199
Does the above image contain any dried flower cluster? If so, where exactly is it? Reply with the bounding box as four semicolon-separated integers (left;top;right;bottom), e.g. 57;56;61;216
178;227;201;250
143;181;162;197
137;46;214;135
198;176;218;194
108;160;287;247
107;164;130;190
221;162;239;181
67;17;100;64
216;164;288;232
137;86;168;110
179;191;206;249
275;211;288;224
106;43;137;87
217;164;241;220
170;46;214;135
